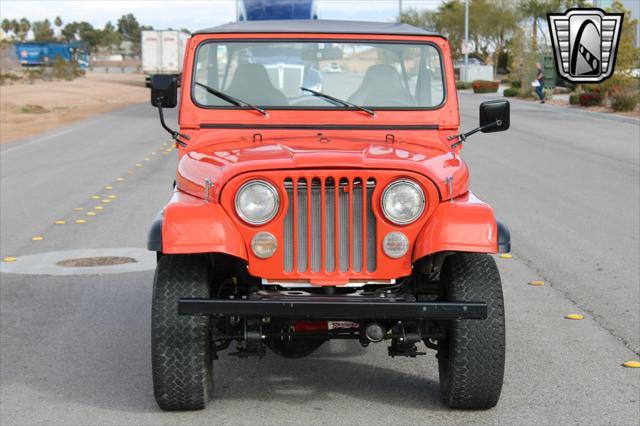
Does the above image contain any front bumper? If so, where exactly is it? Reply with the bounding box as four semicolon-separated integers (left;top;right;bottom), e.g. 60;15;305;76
178;292;487;320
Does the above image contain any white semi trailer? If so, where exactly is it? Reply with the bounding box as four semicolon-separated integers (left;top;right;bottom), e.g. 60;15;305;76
142;30;189;87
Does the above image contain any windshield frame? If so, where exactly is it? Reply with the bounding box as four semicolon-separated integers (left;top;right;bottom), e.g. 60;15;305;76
190;38;447;112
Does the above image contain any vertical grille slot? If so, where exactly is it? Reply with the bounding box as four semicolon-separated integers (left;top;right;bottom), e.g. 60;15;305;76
296;178;308;272
282;175;377;276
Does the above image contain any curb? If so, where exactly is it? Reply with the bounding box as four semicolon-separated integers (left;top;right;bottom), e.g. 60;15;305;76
459;91;640;126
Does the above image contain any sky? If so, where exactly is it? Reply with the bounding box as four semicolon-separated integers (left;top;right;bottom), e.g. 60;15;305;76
0;0;442;31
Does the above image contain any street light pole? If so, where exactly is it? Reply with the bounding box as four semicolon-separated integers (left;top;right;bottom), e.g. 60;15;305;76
399;0;403;17
464;0;469;81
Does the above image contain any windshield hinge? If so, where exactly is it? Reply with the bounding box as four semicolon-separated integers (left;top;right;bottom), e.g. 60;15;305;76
253;133;263;144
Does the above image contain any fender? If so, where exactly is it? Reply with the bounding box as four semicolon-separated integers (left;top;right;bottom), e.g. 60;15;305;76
154;189;248;259
413;192;510;260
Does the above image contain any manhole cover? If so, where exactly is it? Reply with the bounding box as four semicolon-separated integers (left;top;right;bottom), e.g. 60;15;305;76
56;256;137;267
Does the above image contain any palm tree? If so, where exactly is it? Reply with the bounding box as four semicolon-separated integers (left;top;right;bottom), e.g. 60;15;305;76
519;0;555;51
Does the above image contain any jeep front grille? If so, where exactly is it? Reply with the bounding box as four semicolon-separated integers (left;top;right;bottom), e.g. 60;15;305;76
283;177;376;274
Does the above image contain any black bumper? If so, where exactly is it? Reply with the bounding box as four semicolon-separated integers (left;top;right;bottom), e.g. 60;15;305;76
178;293;487;320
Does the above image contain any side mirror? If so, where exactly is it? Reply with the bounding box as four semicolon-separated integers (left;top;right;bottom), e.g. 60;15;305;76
479;99;510;132
150;75;178;108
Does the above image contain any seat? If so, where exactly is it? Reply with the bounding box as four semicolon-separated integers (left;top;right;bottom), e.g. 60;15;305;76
226;63;288;106
348;64;415;106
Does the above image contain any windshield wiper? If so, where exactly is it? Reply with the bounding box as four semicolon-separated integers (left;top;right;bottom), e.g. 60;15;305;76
300;87;376;116
195;82;267;116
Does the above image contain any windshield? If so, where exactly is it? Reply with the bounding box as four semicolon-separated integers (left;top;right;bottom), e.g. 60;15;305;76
192;41;445;109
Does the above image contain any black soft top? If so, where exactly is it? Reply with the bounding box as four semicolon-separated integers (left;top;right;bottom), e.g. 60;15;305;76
193;19;442;38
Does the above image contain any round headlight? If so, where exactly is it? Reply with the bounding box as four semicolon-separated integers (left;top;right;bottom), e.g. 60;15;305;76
251;232;277;258
235;180;279;225
381;179;425;225
382;232;409;258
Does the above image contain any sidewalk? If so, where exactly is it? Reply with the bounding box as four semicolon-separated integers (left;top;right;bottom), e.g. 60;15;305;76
459;90;640;126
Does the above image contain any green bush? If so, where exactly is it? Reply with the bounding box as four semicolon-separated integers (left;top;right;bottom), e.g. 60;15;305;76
503;88;519;97
0;72;20;85
456;81;472;90
579;92;602;107
543;88;554;101
510;80;521;88
610;89;639;111
472;80;499;93
569;94;580;105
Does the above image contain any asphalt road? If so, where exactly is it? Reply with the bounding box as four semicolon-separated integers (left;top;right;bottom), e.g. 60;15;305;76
1;97;639;425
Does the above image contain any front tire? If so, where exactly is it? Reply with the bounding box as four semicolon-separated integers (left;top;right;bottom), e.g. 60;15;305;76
437;253;505;409
151;255;213;411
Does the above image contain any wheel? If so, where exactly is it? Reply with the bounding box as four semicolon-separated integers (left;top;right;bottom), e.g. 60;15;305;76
151;255;213;411
437;253;505;409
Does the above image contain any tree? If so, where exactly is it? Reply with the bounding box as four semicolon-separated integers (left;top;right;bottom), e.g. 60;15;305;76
14;18;31;41
54;16;62;28
61;22;79;42
32;19;55;41
101;21;122;48
117;13;141;42
1;18;12;38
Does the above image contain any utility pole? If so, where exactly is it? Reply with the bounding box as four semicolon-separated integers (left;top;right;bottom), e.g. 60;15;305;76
463;0;469;81
399;0;403;18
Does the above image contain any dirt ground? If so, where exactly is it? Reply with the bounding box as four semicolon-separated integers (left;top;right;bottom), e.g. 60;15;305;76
0;72;148;143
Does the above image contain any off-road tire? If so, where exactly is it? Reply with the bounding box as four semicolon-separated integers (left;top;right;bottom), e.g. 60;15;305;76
437;253;505;409
152;255;213;411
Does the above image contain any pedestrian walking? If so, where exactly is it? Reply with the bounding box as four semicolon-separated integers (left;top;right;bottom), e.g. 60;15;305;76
533;62;545;103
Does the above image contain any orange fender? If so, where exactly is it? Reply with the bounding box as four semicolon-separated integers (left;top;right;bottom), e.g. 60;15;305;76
160;190;247;259
412;192;499;260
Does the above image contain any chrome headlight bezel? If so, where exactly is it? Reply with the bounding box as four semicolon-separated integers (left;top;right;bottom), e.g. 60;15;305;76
381;179;425;225
235;179;280;225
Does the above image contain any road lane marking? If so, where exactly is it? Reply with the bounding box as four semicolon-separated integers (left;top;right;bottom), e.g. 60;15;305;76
565;314;584;320
101;199;111;203
31;236;44;241
73;208;84;212
86;212;96;216
75;219;86;224
2;257;17;262
94;206;104;210
90;196;100;199
498;253;513;259
54;220;66;225
623;361;640;368
528;280;545;286
107;195;117;199
105;186;113;190
136;163;143;167
116;177;125;181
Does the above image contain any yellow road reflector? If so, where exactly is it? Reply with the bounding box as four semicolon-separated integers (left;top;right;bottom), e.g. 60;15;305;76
2;257;17;262
528;280;545;286
136;163;143;167
74;207;84;212
31;236;44;241
623;361;640;368
498;253;513;259
75;219;86;224
101;199;111;203
54;220;66;225
107;195;117;199
116;177;125;181
105;185;113;190
565;314;584;320
86;211;96;216
144;157;150;161
91;195;100;200
94;206;104;210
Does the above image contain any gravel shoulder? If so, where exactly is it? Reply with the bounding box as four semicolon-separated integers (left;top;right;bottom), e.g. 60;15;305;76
0;72;148;144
